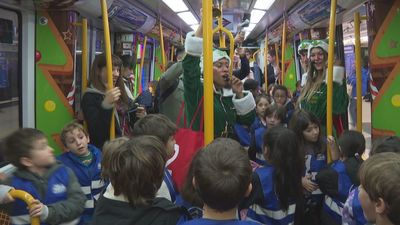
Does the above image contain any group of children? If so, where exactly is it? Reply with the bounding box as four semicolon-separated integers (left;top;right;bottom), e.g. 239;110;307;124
0;111;400;225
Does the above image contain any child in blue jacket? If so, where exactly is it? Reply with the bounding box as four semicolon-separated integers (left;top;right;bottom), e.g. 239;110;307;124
58;121;107;224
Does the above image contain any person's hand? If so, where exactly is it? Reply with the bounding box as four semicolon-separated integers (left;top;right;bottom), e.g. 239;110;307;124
28;200;47;217
234;32;245;45
103;87;121;106
302;175;318;192
327;135;336;150
135;106;147;119
231;76;244;98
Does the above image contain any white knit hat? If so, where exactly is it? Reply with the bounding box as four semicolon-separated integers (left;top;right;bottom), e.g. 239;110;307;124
200;49;231;73
307;40;329;58
212;49;231;64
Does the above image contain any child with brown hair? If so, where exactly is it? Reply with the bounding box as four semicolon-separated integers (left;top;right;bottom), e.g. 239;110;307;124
2;128;86;224
92;135;186;225
358;152;400;225
58;121;106;224
181;138;259;225
133;114;179;202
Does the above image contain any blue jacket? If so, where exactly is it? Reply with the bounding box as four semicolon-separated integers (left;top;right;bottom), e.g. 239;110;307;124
351;187;367;225
58;145;106;224
347;68;369;98
246;165;296;225
305;150;327;201
9;164;85;225
322;161;353;223
181;218;261;225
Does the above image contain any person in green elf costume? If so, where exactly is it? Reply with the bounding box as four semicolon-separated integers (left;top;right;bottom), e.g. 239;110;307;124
298;40;348;135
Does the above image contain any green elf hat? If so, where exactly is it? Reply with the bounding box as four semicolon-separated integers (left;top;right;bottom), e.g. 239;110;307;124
297;40;312;55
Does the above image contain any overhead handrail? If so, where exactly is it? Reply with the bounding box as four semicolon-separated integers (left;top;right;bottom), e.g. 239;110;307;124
9;189;40;225
212;1;234;79
100;0;115;140
203;0;214;145
326;0;338;163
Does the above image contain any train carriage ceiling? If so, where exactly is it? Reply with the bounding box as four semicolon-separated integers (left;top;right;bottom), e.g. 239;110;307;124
0;0;367;44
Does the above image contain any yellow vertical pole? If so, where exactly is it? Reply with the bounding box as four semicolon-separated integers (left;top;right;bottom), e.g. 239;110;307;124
100;0;115;140
264;33;269;92
9;190;40;225
170;45;175;62
281;18;287;86
159;22;166;72
299;32;303;41
203;0;214;144
81;18;88;92
354;12;363;132
326;0;338;163
274;43;279;83
139;36;148;92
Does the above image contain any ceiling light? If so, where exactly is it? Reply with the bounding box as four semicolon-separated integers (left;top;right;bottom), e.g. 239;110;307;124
250;9;266;24
177;11;198;25
244;23;256;32
254;0;276;10
162;0;188;12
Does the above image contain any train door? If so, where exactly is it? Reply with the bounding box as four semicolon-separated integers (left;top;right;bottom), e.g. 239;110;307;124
0;7;21;165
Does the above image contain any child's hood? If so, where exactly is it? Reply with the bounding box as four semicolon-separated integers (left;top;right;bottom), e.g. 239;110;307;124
13;162;63;181
85;86;105;95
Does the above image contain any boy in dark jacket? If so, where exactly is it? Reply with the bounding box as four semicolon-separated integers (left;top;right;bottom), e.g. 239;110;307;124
92;135;187;225
2;128;86;225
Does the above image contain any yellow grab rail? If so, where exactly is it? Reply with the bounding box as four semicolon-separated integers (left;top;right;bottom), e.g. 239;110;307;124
139;36;148;93
100;0;115;140
212;26;234;78
9;189;40;225
170;45;175;62
82;18;88;92
159;22;166;72
326;0;338;163
203;0;214;145
252;49;260;62
281;18;287;85
354;12;363;132
264;33;269;92
274;43;279;80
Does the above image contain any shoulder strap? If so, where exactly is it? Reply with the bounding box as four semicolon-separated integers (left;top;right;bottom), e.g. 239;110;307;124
160;79;179;104
189;97;204;130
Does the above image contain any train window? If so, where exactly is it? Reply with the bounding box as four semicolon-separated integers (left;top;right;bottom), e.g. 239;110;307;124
0;8;21;165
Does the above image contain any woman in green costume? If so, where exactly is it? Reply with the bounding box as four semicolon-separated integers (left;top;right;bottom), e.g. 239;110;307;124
298;40;348;135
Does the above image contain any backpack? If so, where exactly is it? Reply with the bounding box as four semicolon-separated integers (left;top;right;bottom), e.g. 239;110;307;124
153;78;179;113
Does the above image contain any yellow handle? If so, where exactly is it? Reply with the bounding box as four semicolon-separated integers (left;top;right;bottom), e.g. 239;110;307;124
9;189;40;225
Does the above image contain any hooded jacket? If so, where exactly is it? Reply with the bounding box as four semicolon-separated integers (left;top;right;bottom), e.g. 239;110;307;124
92;185;187;225
6;163;86;225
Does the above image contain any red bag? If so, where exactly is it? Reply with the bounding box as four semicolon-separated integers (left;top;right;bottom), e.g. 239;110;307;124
167;98;204;191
